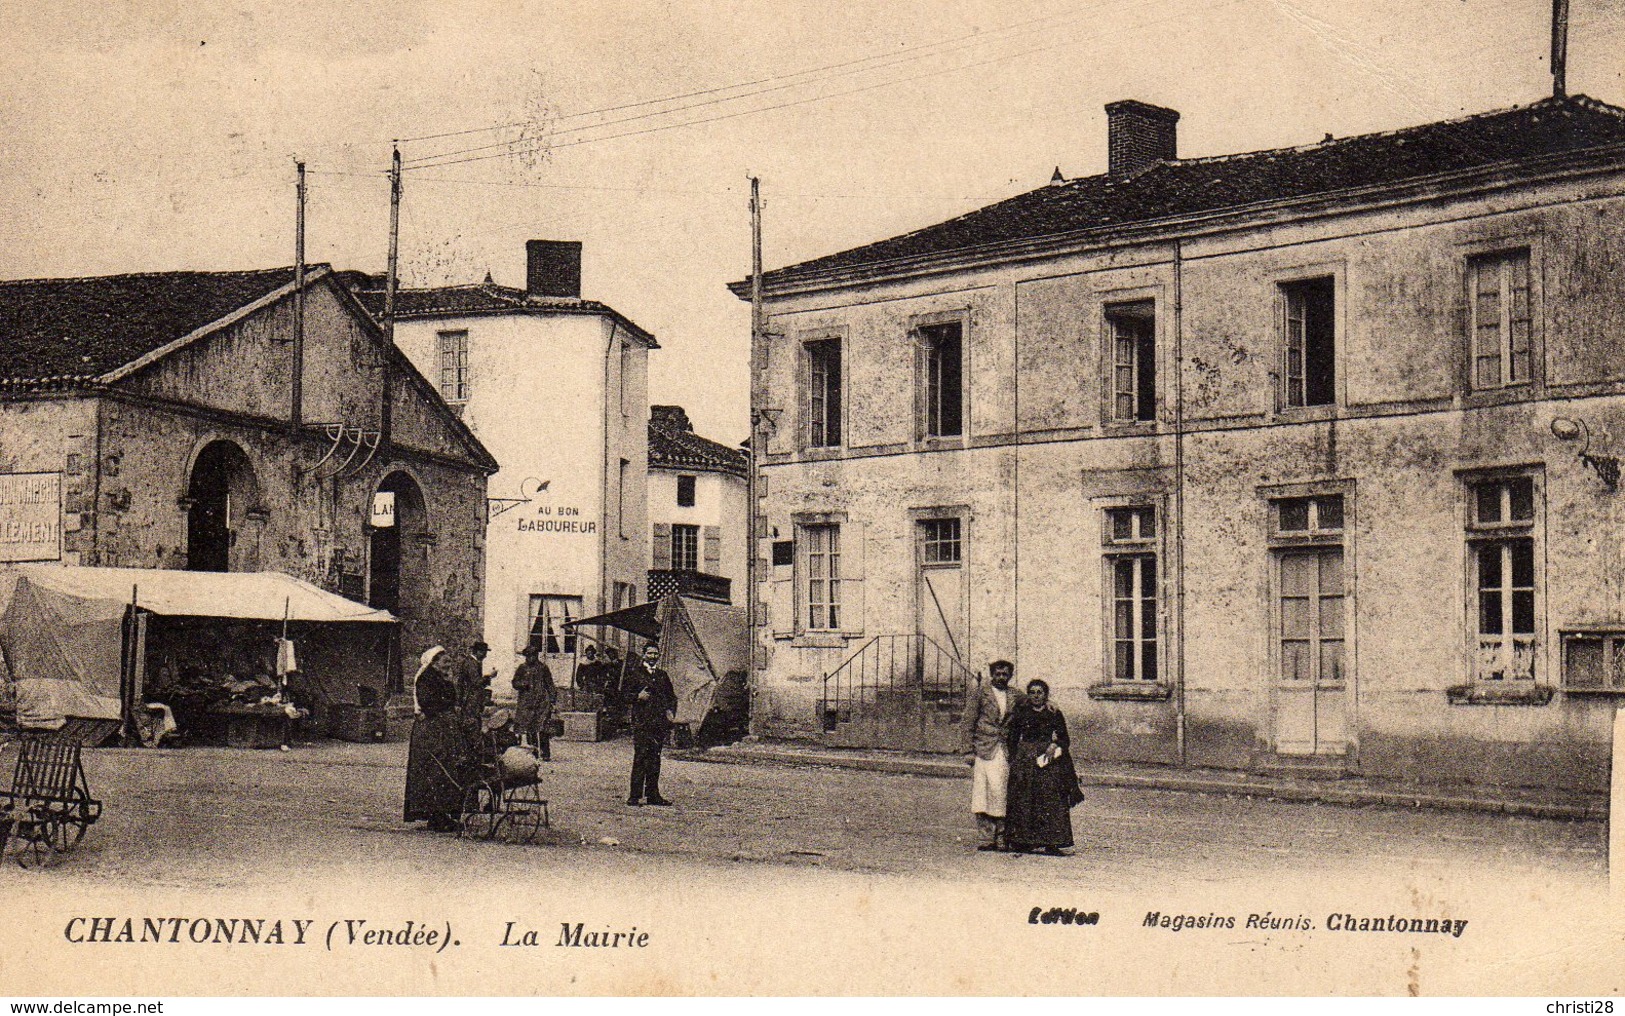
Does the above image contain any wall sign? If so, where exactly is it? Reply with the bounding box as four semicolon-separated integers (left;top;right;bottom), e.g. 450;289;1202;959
371;491;396;528
517;503;597;535
0;472;62;562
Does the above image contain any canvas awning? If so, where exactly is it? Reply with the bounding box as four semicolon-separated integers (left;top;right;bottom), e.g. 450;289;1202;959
1;565;396;623
566;600;662;641
0;565;396;730
566;594;748;737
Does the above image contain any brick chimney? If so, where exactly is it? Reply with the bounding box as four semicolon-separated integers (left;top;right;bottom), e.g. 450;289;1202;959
525;240;582;298
1105;100;1179;178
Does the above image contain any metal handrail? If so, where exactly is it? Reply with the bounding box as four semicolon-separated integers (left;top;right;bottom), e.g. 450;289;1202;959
819;633;976;730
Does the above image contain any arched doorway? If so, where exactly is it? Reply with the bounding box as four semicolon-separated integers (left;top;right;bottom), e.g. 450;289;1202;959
369;471;427;615
186;441;260;572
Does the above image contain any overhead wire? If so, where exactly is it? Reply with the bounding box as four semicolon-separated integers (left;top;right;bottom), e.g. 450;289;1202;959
404;0;1254;172
400;0;1153;167
393;0;1108;151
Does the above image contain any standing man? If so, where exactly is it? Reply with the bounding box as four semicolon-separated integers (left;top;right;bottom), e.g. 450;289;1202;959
962;659;1019;851
573;644;601;696
511;642;557;760
624;641;676;806
600;644;626;732
455;640;492;728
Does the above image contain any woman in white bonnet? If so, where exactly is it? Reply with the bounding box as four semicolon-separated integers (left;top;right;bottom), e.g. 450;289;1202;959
402;646;466;832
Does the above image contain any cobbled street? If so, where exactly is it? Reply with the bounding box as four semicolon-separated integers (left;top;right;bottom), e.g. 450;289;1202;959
2;738;1602;891
1;738;1613;996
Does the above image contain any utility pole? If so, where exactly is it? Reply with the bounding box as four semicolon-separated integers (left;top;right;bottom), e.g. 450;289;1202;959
1552;0;1570;98
291;160;306;432
382;144;401;447
747;176;765;722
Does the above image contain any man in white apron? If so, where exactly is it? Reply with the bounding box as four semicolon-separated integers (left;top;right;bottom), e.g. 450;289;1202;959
962;659;1018;851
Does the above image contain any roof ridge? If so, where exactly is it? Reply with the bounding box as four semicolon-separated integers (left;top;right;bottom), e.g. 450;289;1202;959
0;264;314;287
1159;94;1613;169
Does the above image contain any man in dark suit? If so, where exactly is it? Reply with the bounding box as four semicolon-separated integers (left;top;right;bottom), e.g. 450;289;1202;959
455;640;492;728
624;641;677;806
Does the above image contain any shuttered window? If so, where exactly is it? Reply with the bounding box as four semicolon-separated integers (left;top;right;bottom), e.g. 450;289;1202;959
1470;250;1532;390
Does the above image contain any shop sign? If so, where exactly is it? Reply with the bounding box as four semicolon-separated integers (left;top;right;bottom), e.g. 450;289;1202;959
371;491;396;528
517;503;596;535
0;472;61;562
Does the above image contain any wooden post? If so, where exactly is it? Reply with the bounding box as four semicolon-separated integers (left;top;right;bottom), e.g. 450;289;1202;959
747;176;764;731
1612;707;1623;894
292;160;306;431
381;145;401;447
1552;0;1570;98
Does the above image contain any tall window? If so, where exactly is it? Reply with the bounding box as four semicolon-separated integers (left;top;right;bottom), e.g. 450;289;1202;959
1270;494;1346;689
803;339;843;448
917;322;964;438
671;524;700;572
618;458;630;538
1469;250;1532;390
1103;506;1157;682
1280;278;1335;408
620;341;634;417
527;594;581;655
1468;476;1537;681
676;475;697;507
437;330;469;403
801;523;841;631
1106;302;1156;423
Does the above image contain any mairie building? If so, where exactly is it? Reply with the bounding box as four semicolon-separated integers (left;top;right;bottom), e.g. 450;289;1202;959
733;93;1625;793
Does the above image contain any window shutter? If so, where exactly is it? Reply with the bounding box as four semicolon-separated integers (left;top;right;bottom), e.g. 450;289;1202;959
796;343;810;451
771;563;794;638
840;522;865;637
703;525;721;574
652;523;672;570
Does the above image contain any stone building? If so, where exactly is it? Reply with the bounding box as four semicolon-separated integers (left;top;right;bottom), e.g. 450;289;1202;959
647;404;747;604
348;241;657;687
0;265;496;680
734;94;1625;792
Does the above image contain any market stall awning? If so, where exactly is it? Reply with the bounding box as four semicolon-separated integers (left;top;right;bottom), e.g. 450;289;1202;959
0;566;397;730
565;600;662;641
1;565;396;622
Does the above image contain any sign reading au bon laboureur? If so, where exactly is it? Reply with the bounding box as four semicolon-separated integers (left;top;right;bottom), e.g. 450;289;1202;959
0;472;62;562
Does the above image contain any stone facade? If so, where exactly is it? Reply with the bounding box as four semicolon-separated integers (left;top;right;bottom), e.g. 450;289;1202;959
742;98;1625;792
0;269;494;681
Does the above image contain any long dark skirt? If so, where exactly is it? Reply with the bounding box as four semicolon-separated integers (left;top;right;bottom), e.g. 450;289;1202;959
403;713;470;823
1005;740;1076;849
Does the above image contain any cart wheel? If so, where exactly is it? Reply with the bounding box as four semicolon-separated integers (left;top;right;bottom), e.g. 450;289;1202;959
458;786;497;841
14;816;61;870
48;812;80;852
64;797;90;848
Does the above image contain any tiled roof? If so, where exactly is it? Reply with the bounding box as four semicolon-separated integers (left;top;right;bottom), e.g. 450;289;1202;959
0;266;301;385
340;274;658;347
756;95;1625;288
649;405;746;477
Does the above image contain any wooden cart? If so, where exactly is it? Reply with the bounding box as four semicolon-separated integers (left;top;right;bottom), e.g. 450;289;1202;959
0;735;103;868
457;731;548;844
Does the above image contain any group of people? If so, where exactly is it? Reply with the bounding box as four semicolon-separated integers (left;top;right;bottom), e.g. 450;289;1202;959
962;660;1085;855
402;636;678;832
402;640;559;833
405;640;1075;851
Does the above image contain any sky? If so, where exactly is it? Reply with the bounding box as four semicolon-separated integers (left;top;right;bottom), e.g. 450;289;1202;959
3;0;1624;445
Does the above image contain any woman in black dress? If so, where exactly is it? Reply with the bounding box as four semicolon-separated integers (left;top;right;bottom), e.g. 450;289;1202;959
1004;679;1083;855
403;646;468;833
